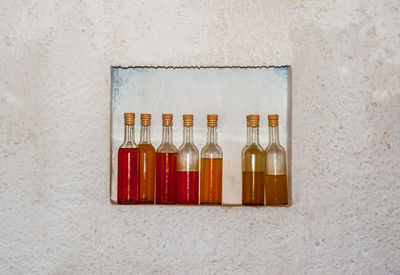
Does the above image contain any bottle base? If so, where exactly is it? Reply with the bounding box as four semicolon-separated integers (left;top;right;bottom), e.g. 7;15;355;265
156;201;176;205
242;202;264;206
177;201;199;205
200;202;222;205
140;200;155;204
266;201;288;206
117;201;140;205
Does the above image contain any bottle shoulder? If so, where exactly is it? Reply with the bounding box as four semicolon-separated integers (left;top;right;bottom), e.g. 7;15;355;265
242;143;264;154
201;143;223;158
139;143;155;153
177;142;199;171
178;142;199;154
157;142;178;153
264;143;287;174
242;144;264;164
241;144;264;171
241;145;248;155
265;143;286;155
120;141;138;149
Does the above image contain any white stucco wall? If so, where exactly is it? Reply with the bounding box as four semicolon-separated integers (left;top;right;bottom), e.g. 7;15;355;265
1;0;399;274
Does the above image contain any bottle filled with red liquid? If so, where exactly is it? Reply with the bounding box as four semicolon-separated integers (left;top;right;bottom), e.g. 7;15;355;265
156;114;178;204
200;115;223;205
117;113;140;204
177;115;199;204
138;114;156;204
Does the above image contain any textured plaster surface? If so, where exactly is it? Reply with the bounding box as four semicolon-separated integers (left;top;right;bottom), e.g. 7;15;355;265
1;0;400;274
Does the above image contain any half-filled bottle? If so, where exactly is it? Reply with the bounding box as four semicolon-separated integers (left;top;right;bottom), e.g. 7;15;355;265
117;113;140;204
264;114;289;205
177;115;199;204
241;115;264;206
200;115;223;205
156;114;178;204
138;114;156;204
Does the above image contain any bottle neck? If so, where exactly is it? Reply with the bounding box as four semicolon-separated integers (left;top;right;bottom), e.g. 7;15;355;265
269;126;280;144
123;125;136;146
183;126;193;143
139;125;151;144
247;126;260;145
162;125;173;144
247;122;251;144
207;126;217;144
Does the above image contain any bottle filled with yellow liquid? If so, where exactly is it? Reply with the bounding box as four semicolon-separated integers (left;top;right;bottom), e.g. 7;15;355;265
138;114;156;204
200;115;223;205
241;115;264;206
264;114;288;206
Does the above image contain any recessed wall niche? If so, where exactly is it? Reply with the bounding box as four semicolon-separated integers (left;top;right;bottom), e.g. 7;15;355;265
111;66;291;206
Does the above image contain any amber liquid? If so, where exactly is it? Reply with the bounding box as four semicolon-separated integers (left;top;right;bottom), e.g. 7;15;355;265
138;144;155;204
118;148;140;204
242;171;264;206
156;152;177;204
265;175;288;205
200;158;222;205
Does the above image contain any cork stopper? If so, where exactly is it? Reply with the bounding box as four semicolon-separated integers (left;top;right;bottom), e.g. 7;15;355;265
207;114;218;127
124;113;135;126
268;114;279;127
140;113;151;126
247;114;259;127
162;114;173;126
183;114;193;127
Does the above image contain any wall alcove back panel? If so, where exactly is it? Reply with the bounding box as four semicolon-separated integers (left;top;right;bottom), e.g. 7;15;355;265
111;67;291;205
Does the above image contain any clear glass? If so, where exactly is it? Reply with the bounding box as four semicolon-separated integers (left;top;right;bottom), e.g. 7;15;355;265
264;125;288;205
156;125;178;204
200;126;223;205
117;124;140;204
138;124;155;204
241;125;264;205
177;125;199;204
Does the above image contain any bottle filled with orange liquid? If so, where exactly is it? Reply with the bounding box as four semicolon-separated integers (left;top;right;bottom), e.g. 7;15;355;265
177;115;199;204
117;113;140;204
138;114;155;204
156;114;178;204
200;115;223;205
241;115;264;206
264;114;289;206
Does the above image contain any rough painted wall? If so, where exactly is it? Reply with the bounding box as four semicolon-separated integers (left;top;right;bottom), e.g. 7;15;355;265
1;0;399;274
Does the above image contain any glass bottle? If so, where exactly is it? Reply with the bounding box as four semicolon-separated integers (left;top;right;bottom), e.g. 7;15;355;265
264;114;289;205
200;115;223;205
177;115;199;204
156;114;178;204
117;113;140;204
241;115;264;206
138;114;155;204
